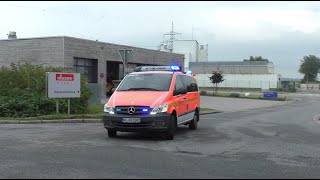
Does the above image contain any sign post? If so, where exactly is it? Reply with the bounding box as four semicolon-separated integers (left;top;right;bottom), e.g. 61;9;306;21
56;99;59;114
68;99;70;115
47;72;81;114
118;49;133;78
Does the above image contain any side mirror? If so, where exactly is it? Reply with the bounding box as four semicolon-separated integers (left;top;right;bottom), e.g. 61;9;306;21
173;89;187;96
173;90;179;96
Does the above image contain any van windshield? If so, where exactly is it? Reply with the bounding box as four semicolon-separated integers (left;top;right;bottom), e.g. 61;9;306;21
117;73;173;91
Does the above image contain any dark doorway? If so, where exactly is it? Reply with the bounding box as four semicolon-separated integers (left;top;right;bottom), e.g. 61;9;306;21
107;61;121;80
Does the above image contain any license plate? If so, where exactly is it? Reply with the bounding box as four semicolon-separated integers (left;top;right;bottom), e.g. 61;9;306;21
122;118;141;123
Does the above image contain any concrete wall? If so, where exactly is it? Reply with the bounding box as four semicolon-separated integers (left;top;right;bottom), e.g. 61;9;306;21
300;84;320;91
195;74;280;90
190;63;274;75
0;37;63;67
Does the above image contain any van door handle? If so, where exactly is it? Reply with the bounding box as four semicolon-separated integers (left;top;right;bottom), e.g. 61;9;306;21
183;97;187;100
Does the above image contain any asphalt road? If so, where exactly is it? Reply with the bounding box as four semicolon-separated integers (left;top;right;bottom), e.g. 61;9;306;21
1;96;320;178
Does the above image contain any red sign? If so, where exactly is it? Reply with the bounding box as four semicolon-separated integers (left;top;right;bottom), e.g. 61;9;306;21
56;74;74;81
100;73;105;79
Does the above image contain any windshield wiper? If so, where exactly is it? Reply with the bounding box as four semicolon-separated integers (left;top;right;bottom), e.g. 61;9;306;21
121;88;161;91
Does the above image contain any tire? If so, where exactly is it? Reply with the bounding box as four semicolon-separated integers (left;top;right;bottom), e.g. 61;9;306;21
165;115;176;140
108;130;117;137
189;111;199;130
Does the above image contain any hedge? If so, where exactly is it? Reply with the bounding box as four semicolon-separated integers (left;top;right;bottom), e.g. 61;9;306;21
0;63;92;117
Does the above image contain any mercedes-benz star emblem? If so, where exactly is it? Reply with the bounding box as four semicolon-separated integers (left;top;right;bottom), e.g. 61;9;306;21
128;107;135;114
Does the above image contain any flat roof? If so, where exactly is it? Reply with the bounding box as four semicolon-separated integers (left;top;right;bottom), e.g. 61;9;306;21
0;36;184;57
190;61;271;66
131;71;174;75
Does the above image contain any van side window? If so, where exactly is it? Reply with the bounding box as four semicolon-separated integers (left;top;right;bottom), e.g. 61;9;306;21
190;77;198;92
182;75;198;92
174;75;186;95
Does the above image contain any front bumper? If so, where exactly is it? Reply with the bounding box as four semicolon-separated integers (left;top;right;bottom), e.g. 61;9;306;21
103;112;171;132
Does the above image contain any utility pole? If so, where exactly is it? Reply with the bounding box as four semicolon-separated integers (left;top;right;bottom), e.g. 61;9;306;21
162;21;181;53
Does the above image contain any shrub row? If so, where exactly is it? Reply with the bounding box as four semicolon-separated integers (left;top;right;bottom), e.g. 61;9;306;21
0;63;92;117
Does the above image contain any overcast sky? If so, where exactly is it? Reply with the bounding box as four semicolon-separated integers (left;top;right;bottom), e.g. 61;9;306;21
2;1;320;78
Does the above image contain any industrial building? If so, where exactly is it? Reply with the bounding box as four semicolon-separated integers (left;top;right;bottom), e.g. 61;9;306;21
189;61;281;90
0;32;185;103
156;23;283;91
158;23;208;70
160;40;208;70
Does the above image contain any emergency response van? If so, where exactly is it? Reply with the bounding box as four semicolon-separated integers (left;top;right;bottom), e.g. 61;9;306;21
103;66;200;140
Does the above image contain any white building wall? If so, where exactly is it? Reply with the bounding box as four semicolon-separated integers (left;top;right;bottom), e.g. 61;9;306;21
172;40;199;70
195;74;280;89
267;62;274;74
198;45;208;62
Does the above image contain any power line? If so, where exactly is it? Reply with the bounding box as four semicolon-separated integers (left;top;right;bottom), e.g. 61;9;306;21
159;21;181;52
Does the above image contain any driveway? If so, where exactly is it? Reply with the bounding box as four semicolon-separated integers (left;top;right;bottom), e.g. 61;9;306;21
200;96;290;112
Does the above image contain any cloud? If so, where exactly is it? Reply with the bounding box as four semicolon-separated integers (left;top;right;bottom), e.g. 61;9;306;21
1;1;320;78
197;5;320;41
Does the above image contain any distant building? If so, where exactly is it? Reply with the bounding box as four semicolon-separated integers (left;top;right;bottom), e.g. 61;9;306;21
158;23;208;70
198;44;208;62
190;61;281;90
160;40;208;70
280;78;301;92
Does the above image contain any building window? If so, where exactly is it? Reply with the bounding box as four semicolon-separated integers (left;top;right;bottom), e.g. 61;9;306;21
74;57;98;83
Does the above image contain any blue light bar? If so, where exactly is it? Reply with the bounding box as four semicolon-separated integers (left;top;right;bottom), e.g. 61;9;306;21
142;109;148;112
186;70;192;74
134;66;182;72
170;66;180;71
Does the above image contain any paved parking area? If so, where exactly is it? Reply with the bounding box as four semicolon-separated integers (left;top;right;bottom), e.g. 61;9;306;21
200;96;289;112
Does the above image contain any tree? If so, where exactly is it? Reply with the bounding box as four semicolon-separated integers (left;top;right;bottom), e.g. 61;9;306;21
299;55;320;82
209;71;224;94
243;56;269;62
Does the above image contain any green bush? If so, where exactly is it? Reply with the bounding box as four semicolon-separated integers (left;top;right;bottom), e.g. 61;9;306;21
0;63;92;117
277;97;287;101
200;91;207;95
230;93;240;97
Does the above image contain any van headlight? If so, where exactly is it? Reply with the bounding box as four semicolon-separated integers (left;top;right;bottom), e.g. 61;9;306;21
150;104;168;115
104;103;114;114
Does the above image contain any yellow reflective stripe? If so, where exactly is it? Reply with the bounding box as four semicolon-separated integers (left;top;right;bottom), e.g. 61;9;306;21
168;97;200;107
168;102;180;107
185;97;200;103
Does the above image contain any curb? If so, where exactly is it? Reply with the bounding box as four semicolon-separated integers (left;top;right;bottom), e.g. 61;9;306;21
200;111;222;115
0;119;102;124
0;112;221;125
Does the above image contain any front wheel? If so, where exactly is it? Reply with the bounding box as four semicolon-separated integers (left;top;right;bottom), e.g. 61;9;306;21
189;111;199;130
165;115;176;140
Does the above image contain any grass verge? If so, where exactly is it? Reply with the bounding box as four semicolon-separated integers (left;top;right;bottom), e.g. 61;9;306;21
0;104;104;120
